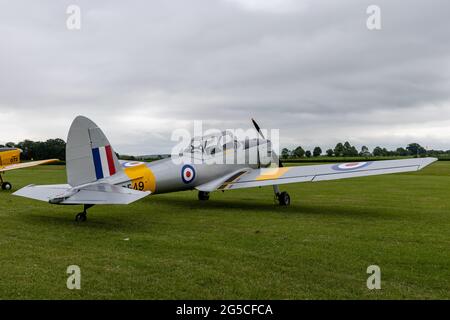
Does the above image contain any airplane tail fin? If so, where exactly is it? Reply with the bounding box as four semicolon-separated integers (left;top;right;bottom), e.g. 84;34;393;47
14;116;151;206
66;116;122;186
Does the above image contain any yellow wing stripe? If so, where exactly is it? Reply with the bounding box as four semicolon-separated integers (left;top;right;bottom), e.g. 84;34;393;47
256;167;291;181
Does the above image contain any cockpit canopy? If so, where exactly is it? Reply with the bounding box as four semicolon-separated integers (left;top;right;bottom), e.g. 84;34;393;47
182;130;269;156
184;130;235;155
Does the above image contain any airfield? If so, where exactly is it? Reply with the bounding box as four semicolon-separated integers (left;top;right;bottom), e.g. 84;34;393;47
0;162;449;299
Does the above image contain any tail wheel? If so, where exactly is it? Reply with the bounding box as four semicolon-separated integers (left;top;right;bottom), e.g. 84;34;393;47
75;204;92;222
1;182;12;191
278;191;290;206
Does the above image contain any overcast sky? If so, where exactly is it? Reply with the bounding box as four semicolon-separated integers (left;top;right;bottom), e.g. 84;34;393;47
1;0;449;154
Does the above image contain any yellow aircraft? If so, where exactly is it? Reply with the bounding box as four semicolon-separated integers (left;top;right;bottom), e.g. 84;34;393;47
0;147;58;191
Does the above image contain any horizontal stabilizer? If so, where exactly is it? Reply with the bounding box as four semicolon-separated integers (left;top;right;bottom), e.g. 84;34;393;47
13;183;150;205
13;184;72;201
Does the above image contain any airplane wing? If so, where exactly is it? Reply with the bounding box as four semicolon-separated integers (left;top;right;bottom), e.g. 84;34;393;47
0;159;59;172
213;157;437;190
196;168;252;192
13;182;150;205
60;183;150;205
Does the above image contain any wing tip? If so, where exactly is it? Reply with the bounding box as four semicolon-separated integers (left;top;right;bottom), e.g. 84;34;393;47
418;157;438;170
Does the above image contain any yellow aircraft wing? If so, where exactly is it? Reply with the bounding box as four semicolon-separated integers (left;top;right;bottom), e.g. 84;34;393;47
0;159;59;172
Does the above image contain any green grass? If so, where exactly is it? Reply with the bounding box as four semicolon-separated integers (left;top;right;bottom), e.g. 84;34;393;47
0;163;449;299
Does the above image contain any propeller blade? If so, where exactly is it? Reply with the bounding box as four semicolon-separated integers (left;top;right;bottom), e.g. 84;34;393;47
251;118;265;139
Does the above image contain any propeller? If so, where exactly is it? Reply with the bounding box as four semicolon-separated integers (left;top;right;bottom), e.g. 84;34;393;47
252;118;265;139
251;118;283;167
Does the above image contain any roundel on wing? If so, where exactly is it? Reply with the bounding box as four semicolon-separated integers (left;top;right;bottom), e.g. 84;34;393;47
332;162;371;171
181;165;196;184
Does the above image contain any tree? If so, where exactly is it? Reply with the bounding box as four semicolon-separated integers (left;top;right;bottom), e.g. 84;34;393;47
343;141;352;155
326;149;334;157
373;146;383;156
44;139;66;161
360;145;371;157
281;148;291;159
406;143;426;157
342;141;358;157
305;150;312;157
13;139;66;161
350;146;358;156
334;143;344;157
293;146;305;158
396;147;408;156
313;146;322;157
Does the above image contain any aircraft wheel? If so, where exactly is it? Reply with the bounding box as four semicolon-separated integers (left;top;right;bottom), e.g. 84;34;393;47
198;191;210;201
278;191;290;206
75;212;87;222
1;182;12;191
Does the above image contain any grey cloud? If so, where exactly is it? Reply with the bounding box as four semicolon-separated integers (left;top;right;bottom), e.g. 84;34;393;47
0;0;449;154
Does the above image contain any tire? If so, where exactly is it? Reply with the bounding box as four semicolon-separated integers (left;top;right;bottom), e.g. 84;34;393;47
75;213;87;222
198;191;210;201
1;182;12;191
278;191;290;206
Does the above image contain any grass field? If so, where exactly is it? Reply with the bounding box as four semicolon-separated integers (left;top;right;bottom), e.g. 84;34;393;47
0;162;449;299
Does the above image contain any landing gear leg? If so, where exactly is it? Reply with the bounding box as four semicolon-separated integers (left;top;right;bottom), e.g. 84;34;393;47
75;204;93;222
198;191;210;201
273;185;290;206
0;174;12;191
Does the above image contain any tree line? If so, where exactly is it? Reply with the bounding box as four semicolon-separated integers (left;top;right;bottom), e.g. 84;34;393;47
1;139;448;162
0;139;66;161
281;142;435;159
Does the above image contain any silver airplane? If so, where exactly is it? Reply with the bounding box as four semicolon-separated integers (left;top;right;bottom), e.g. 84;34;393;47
14;116;437;222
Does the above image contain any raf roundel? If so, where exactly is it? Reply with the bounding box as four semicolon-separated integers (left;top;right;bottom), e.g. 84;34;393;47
122;161;145;168
332;162;372;171
181;165;196;184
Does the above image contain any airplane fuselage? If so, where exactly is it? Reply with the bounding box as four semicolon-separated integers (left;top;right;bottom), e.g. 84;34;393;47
0;148;21;167
106;144;267;195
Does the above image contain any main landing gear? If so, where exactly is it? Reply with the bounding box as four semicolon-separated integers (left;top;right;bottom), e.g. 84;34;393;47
198;191;210;201
1;182;12;191
75;204;94;222
273;185;290;206
0;175;12;191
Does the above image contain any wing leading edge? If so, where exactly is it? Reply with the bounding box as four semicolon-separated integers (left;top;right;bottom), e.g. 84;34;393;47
216;157;437;190
0;159;59;172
